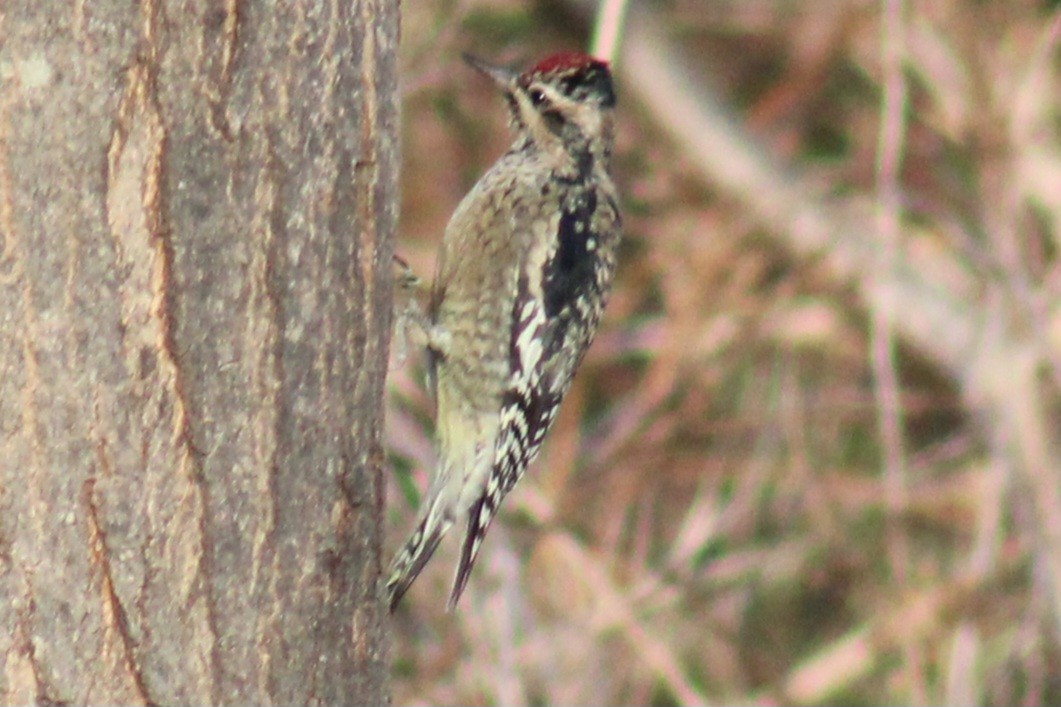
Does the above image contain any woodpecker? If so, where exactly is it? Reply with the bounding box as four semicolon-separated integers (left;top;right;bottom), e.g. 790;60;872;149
387;52;621;611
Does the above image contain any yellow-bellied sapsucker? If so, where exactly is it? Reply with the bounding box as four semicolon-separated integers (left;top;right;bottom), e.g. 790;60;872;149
387;52;621;611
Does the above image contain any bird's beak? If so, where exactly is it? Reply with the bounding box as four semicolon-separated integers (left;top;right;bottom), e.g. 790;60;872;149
462;53;518;91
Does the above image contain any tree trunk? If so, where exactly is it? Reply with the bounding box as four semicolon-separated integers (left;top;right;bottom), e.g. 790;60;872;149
0;0;396;703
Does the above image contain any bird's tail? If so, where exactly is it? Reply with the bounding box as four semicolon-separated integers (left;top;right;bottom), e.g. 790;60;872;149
386;495;452;612
447;495;495;609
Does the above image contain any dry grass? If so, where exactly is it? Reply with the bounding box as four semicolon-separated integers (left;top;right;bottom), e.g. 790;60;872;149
386;1;1061;704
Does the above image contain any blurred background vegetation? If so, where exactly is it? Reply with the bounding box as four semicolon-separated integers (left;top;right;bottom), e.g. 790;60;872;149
385;0;1061;704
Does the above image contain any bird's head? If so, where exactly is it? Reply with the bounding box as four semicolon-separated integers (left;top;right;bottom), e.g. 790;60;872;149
464;52;616;170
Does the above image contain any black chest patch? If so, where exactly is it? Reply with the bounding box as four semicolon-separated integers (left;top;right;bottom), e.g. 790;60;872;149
543;189;598;319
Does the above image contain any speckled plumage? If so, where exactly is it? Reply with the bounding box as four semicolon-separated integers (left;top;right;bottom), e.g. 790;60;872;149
387;52;621;611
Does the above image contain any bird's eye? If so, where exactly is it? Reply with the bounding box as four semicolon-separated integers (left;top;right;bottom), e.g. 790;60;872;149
529;88;548;107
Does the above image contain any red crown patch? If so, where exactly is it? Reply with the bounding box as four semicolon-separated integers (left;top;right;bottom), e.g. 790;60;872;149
527;51;607;76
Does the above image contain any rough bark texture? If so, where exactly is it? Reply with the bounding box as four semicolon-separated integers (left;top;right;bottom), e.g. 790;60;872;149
0;0;396;703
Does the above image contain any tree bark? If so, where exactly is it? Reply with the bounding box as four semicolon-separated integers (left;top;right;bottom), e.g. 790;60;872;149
0;0;396;703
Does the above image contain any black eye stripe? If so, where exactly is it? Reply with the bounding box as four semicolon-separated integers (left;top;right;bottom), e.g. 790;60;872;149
549;69;614;106
523;66;615;110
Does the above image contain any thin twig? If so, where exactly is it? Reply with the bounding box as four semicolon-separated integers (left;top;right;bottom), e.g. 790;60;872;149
873;0;909;589
589;0;630;64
